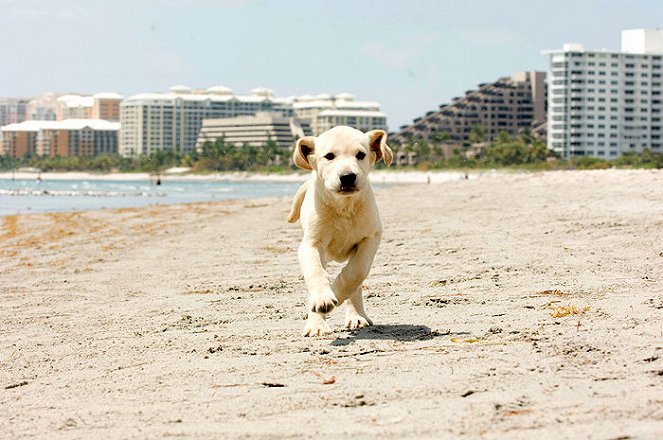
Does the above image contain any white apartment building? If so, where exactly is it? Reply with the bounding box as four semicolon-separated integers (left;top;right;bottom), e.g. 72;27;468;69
293;93;388;135
195;112;309;150
545;29;663;159
119;86;293;156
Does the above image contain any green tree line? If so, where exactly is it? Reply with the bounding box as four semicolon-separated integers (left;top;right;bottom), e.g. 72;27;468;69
2;132;662;173
0;139;291;173
402;127;663;170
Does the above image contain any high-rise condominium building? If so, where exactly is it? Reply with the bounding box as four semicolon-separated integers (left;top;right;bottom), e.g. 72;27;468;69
545;29;663;159
1;119;119;158
119;86;293;157
26;93;59;121
0;98;29;126
195;112;310;150
393;71;546;147
392;71;546;144
292;93;388;136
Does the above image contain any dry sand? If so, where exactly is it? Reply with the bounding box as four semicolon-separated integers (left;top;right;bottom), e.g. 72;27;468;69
1;169;662;439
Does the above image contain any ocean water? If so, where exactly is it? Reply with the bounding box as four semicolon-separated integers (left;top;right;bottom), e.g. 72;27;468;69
0;178;303;216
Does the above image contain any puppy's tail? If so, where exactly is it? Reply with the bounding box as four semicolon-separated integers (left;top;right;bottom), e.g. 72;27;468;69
287;180;309;223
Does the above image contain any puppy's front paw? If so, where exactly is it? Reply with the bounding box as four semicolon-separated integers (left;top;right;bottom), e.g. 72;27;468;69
303;320;332;337
345;314;373;329
310;290;338;314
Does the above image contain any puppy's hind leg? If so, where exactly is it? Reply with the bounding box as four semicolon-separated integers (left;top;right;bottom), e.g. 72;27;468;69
345;287;373;329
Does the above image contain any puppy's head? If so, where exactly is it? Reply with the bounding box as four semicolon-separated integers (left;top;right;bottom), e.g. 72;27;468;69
293;126;393;196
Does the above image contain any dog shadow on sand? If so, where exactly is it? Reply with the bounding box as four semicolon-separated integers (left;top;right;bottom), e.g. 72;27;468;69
330;324;453;346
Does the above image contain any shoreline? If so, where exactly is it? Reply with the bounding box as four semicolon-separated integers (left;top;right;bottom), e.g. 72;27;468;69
0;169;483;184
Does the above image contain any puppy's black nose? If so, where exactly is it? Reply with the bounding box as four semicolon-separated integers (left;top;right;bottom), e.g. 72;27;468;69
340;173;357;187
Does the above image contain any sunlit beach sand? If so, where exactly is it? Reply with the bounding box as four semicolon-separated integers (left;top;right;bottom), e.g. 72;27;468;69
1;169;662;438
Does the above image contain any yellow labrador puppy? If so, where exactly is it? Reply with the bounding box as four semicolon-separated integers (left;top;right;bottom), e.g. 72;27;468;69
287;126;393;336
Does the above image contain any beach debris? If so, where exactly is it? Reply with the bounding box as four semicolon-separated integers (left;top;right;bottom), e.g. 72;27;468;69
338;395;374;407
461;390;476;398
188;288;214;295
534;289;569;297
429;279;447;287
308;370;337;384
207;345;223;354
4;380;28;390
261;382;286;388
451;337;482;343
425;297;470;307
549;305;590;318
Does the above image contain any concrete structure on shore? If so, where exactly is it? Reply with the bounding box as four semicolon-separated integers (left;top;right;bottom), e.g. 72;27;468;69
1;119;120;158
195;112;309;150
544;28;663;159
393;71;546;147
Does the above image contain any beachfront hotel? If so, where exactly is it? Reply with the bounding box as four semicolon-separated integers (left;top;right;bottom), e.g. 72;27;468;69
118;86;294;157
392;71;547;146
292;93;388;136
1;119;120;158
119;86;389;157
195;112;310;150
544;28;663;159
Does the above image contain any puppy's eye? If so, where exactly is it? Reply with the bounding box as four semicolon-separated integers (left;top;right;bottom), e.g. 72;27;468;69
324;153;335;160
356;151;366;160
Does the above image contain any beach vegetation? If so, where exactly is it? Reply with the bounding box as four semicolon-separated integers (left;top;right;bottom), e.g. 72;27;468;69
2;133;663;173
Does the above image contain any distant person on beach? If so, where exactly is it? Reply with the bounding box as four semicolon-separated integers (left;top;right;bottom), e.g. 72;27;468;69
156;174;161;186
37;173;42;183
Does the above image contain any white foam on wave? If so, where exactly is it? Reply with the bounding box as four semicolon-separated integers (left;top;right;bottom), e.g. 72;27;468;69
0;189;166;197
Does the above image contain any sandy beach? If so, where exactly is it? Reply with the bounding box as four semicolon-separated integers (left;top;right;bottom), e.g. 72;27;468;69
1;169;662;439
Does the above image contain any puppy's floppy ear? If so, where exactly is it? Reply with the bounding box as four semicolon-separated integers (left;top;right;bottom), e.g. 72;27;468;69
293;136;316;171
367;130;393;167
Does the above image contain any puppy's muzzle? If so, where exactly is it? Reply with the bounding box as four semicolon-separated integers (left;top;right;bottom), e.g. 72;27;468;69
339;173;357;193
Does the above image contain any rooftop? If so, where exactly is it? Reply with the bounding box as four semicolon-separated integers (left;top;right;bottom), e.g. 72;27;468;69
1;119;120;132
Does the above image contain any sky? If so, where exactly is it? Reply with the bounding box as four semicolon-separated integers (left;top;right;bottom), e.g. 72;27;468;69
2;0;663;130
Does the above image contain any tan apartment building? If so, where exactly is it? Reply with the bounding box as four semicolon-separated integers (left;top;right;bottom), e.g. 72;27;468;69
0;126;38;157
393;71;547;146
55;93;122;121
1;119;120;158
92;92;123;120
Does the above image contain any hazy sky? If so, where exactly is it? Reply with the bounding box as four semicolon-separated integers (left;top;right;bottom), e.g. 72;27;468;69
2;0;662;129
